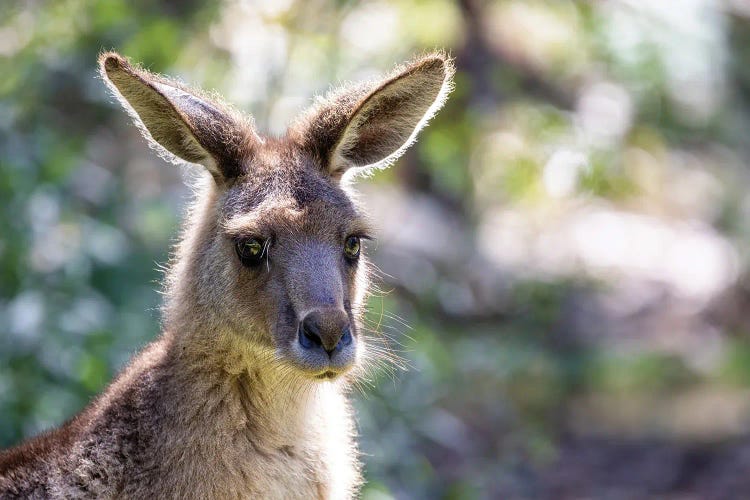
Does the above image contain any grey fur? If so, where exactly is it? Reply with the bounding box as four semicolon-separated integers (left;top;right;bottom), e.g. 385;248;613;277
0;51;454;499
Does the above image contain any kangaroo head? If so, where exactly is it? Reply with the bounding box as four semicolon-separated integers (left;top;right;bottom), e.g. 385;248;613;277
99;52;453;380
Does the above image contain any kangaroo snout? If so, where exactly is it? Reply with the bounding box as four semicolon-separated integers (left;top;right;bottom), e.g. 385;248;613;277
298;309;352;356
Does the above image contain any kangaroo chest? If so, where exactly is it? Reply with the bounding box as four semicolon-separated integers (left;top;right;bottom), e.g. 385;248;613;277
128;381;360;499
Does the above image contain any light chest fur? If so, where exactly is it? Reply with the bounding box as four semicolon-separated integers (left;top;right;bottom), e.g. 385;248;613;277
5;339;360;499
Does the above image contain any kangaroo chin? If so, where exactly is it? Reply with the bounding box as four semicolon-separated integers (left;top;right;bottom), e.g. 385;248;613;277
0;51;454;499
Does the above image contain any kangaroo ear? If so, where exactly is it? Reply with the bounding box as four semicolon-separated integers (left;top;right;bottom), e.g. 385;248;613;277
293;52;455;179
99;52;256;181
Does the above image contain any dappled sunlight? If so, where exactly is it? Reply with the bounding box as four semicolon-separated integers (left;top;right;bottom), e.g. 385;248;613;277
2;0;750;497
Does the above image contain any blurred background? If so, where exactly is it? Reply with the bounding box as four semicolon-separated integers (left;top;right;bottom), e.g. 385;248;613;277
2;0;750;497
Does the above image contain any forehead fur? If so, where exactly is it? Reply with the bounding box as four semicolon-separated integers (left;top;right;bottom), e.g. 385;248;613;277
221;142;369;236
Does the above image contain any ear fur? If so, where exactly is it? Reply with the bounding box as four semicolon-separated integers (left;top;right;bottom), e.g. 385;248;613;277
99;52;256;181
292;52;455;179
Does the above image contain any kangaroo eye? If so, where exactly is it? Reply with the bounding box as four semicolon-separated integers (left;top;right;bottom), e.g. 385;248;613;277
236;238;264;267
344;235;361;260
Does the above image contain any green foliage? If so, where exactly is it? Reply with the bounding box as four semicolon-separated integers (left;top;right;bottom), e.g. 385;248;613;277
2;0;750;497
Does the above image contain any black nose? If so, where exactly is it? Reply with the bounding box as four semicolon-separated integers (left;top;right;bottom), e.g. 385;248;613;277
298;309;352;356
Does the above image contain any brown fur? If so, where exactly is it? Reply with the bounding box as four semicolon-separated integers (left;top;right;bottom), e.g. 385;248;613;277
0;51;453;499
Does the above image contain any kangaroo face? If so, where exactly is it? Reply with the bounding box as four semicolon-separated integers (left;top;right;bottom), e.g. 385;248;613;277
215;146;371;378
100;51;453;380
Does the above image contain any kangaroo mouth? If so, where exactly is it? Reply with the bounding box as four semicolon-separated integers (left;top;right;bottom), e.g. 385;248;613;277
277;363;350;381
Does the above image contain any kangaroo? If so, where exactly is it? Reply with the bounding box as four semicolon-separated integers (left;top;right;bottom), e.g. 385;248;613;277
0;51;453;499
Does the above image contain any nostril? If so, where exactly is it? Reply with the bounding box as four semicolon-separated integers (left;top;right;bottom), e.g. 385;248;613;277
340;327;353;347
299;318;322;350
332;326;353;354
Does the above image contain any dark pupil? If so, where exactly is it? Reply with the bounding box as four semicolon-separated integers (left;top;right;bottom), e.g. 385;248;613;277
243;241;261;256
237;239;263;265
346;237;359;256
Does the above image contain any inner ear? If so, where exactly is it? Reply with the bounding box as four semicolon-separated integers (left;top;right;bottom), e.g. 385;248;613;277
105;66;210;166
334;65;445;170
100;52;256;182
